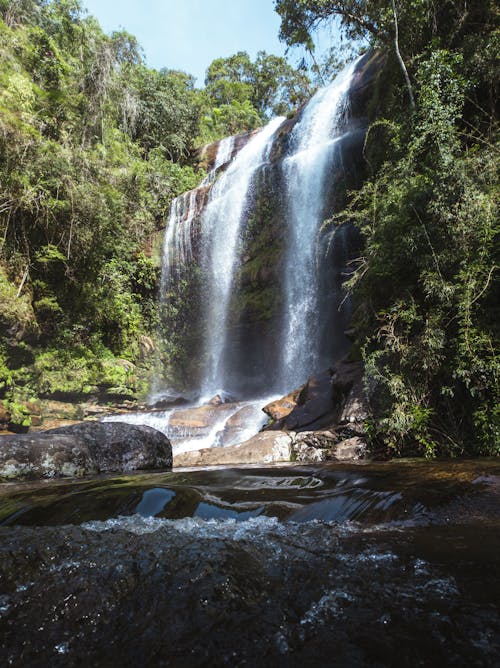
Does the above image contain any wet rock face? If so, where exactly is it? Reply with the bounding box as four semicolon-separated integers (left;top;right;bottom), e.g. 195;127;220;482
196;129;258;172
48;422;172;473
265;357;367;435
1;515;499;667
0;422;172;480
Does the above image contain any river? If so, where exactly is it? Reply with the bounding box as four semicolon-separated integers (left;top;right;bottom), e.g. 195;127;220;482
1;459;499;666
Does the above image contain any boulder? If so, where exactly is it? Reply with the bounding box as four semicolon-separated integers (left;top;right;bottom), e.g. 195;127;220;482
47;422;172;473
292;430;336;463
206;392;235;406
291;431;367;463
334;437;367;461
0;434;98;480
220;404;267;446
174;431;293;468
0;422;172;481
262;386;304;422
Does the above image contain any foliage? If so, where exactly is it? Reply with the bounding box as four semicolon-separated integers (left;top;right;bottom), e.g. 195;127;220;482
0;1;309;405
199;50;311;142
0;0;205;403
290;2;500;455
205;50;311;117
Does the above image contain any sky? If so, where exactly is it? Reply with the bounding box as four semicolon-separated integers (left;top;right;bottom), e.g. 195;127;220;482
81;0;301;86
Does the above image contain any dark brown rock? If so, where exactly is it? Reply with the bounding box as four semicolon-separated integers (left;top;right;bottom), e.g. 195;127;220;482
266;369;336;432
47;422;172;473
0;434;97;480
264;357;368;438
0;402;11;430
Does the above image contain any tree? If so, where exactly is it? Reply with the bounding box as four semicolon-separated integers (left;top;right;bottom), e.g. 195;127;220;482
128;67;202;160
273;1;495;110
205;50;311;119
291;0;500;455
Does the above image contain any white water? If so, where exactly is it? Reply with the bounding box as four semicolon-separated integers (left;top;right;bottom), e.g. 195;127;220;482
280;58;361;390
103;397;273;455
158;190;196;297
159;135;236;297
200;116;285;398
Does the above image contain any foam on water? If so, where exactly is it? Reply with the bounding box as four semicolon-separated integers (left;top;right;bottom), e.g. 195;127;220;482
102;397;274;454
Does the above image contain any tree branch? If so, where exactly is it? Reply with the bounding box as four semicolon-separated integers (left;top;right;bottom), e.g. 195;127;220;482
391;0;416;109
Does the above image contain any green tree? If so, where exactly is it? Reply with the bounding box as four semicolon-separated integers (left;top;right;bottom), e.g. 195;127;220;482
284;1;500;455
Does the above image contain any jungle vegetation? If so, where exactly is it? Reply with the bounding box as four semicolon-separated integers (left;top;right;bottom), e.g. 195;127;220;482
276;0;499;455
0;0;310;422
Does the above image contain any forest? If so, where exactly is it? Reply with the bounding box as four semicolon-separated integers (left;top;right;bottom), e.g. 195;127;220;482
0;0;498;456
0;0;311;419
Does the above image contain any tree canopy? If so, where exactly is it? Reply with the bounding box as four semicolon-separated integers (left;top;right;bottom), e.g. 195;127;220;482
276;0;499;455
0;0;311;420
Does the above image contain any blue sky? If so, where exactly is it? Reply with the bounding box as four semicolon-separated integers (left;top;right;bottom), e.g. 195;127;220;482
82;0;296;86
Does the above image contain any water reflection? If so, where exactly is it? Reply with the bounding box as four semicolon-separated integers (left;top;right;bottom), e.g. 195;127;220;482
135;488;176;517
194;502;264;522
1;461;499;528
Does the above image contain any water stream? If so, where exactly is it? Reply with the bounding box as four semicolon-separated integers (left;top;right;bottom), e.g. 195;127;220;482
1;461;499;665
199;116;285;398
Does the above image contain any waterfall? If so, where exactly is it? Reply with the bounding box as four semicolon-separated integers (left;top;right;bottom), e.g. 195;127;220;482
107;57;371;455
154;57;366;402
279;58;361;390
202;135;235;185
199;116;285;399
159;135;236;298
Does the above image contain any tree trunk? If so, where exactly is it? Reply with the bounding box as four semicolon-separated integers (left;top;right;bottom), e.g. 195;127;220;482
391;0;416;109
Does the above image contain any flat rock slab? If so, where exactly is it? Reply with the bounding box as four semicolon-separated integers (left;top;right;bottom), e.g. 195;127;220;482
174;431;293;467
168;404;238;430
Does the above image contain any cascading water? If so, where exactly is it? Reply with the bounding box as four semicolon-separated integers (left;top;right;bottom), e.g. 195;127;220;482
280;57;361;390
200;116;285;398
158;134;236;299
106;57;369;453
